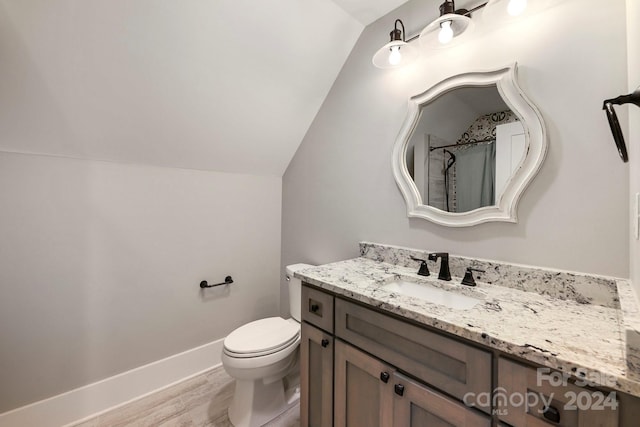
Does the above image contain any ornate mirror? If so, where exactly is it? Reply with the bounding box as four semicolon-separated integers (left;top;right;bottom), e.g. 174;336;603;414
392;63;547;227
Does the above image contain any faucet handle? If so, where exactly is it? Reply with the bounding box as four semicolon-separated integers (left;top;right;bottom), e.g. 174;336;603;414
410;256;430;277
461;267;485;287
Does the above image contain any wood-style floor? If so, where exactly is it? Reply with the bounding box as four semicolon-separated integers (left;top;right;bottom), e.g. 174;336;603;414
68;366;300;427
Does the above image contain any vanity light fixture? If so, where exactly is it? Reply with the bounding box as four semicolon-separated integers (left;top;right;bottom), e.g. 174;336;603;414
372;19;418;69
372;0;529;69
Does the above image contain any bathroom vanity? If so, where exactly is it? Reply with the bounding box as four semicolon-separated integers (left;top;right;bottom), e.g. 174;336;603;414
297;243;640;427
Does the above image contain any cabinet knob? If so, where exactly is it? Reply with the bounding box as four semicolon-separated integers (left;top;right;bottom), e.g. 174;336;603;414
394;384;405;396
542;405;560;423
321;339;330;348
310;304;320;313
380;372;390;383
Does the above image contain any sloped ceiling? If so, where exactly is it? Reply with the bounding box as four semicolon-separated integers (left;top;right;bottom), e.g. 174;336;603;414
0;0;386;176
330;0;411;25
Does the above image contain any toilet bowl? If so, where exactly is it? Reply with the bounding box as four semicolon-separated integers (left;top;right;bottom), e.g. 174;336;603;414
221;263;312;427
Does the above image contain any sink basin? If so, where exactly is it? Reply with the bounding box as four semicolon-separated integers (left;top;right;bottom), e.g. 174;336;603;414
381;280;482;310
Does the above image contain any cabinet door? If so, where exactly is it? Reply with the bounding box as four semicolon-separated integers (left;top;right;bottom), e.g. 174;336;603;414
301;323;334;427
498;358;619;427
392;372;491;427
334;340;394;427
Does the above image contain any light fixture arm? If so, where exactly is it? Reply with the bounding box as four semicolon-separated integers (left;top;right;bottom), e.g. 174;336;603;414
390;19;406;42
439;0;486;17
459;1;488;17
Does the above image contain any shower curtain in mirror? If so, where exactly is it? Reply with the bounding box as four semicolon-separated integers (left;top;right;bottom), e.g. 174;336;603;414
455;143;495;212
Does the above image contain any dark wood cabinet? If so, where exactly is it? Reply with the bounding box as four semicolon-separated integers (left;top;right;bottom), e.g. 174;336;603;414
301;284;490;427
300;284;635;427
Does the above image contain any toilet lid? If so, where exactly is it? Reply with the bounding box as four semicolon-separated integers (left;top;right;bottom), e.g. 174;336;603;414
224;317;300;357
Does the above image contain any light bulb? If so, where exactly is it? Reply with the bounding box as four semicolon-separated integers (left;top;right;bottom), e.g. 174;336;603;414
388;45;402;66
438;20;454;44
507;0;527;16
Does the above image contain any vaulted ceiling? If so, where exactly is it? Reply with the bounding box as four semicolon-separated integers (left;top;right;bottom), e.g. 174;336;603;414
0;0;410;176
331;0;412;25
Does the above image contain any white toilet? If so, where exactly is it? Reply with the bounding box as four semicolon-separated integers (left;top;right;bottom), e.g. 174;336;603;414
221;263;312;427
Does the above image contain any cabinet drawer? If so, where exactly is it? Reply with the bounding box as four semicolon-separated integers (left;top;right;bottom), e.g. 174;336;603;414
498;358;618;427
335;298;492;412
393;372;491;427
302;285;334;333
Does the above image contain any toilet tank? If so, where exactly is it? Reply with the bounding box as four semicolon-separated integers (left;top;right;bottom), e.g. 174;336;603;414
285;263;314;322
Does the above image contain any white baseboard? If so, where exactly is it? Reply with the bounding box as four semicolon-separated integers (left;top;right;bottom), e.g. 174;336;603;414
0;338;224;427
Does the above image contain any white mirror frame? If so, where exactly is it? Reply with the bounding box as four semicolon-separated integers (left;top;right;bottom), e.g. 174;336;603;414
391;63;547;227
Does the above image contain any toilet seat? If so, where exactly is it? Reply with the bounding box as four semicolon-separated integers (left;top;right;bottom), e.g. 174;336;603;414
224;317;300;358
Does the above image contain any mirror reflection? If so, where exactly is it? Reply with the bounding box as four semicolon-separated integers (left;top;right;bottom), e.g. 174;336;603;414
406;86;524;213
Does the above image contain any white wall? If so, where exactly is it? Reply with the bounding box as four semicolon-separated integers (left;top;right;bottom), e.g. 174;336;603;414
0;0;362;414
0;0;362;176
0;152;282;412
282;0;630;308
628;0;640;293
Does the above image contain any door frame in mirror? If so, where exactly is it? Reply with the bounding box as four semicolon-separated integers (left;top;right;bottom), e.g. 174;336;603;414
391;63;547;227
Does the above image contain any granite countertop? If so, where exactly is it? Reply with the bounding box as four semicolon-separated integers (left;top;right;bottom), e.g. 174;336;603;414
295;245;640;398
